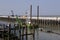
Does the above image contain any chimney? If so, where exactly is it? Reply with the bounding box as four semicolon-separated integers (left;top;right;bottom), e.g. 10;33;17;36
30;5;32;23
37;5;39;23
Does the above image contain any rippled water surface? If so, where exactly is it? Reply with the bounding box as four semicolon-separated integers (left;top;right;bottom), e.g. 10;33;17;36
0;21;60;40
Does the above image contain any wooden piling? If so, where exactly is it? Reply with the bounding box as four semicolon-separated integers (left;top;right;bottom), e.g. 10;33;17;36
26;25;28;40
22;26;24;40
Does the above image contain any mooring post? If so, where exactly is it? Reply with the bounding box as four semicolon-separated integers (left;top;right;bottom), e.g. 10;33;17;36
26;25;28;40
3;24;5;40
7;16;10;40
9;24;11;40
19;24;22;40
6;23;11;40
22;26;25;40
14;24;17;40
33;26;35;40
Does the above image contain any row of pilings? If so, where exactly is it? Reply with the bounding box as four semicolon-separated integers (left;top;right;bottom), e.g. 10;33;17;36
0;19;60;40
0;22;36;40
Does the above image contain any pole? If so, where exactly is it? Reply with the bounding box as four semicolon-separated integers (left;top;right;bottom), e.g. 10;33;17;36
26;25;28;40
22;26;24;40
8;16;10;40
19;24;21;40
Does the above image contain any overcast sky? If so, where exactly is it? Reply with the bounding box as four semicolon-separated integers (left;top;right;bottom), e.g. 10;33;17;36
0;0;60;16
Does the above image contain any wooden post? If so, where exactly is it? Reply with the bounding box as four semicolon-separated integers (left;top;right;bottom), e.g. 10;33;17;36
8;16;10;40
6;23;11;40
33;27;35;40
19;24;22;40
14;24;16;36
22;26;24;40
26;25;28;40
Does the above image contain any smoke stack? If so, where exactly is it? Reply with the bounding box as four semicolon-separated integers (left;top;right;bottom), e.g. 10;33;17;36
37;5;39;23
30;5;32;23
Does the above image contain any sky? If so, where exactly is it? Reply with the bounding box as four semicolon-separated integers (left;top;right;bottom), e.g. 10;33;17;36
0;0;60;16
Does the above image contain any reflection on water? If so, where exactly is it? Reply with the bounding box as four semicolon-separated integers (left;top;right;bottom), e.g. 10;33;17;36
0;21;60;40
26;28;60;40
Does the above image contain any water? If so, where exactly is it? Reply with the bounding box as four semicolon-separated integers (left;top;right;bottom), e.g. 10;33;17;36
36;31;60;40
0;21;60;40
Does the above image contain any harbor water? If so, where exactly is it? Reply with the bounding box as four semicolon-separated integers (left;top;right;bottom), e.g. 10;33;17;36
0;21;60;40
